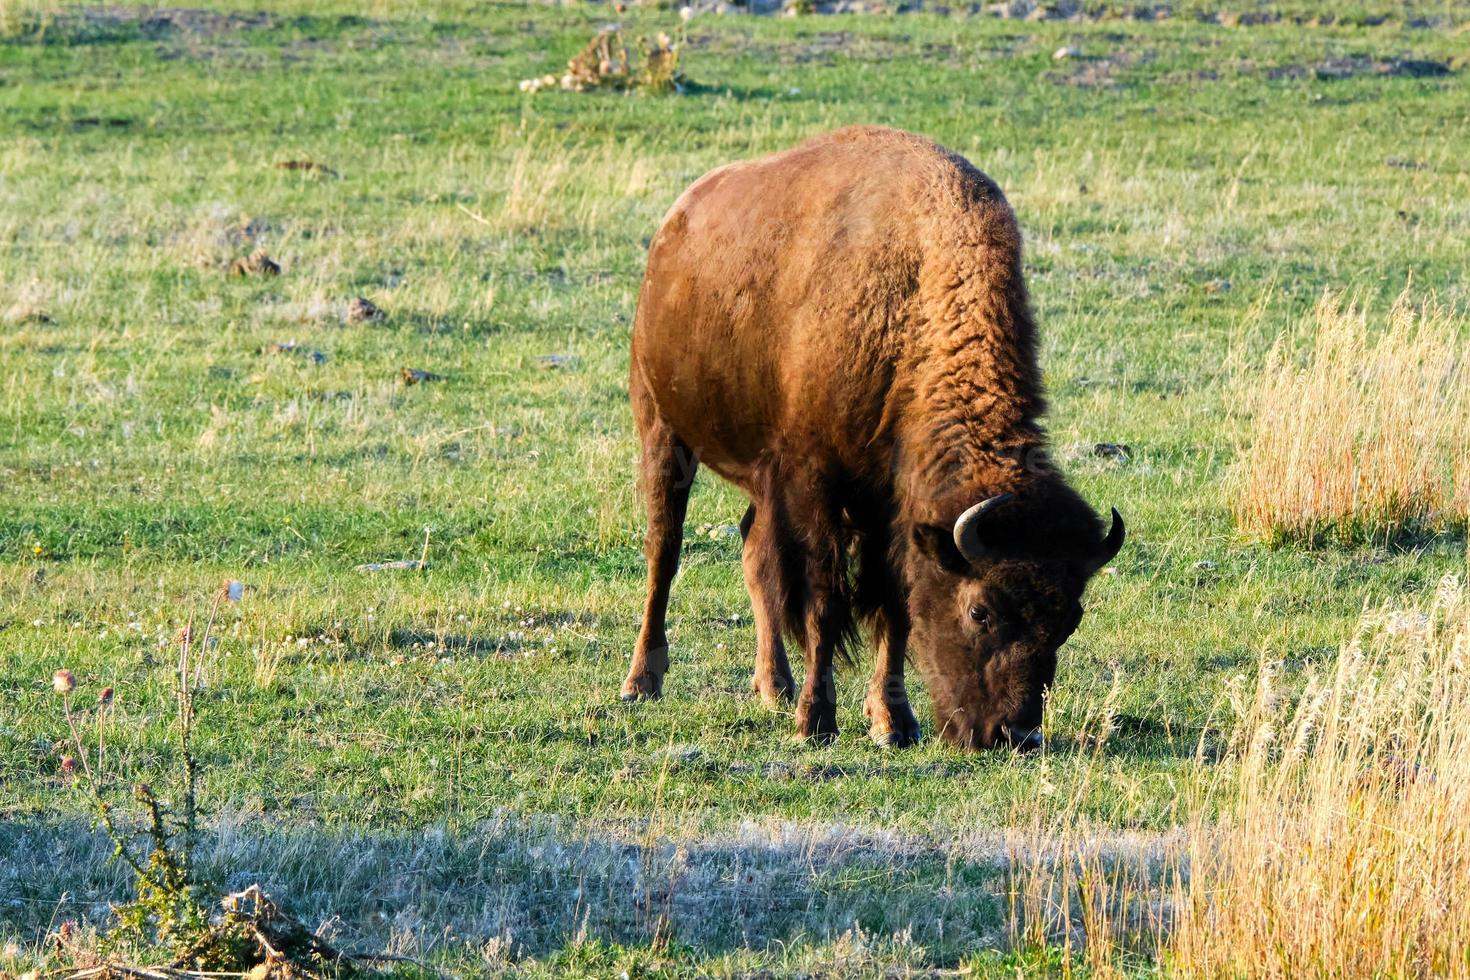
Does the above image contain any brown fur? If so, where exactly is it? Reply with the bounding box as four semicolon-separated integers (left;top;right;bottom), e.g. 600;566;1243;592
620;126;1123;749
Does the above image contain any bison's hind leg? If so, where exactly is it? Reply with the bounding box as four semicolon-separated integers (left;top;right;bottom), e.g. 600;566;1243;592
620;382;695;702
739;503;797;706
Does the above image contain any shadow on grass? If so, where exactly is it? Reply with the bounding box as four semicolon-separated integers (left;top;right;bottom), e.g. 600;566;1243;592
0;812;1024;966
1041;713;1225;764
1260;523;1467;554
386;627;534;657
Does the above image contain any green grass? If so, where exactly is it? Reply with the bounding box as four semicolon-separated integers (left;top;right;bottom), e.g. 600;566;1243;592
2;1;1469;973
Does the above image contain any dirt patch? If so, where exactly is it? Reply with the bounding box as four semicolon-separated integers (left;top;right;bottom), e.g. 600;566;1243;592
789;30;876;64
71;5;275;39
399;366;443;385
1047;48;1155;88
229;249;281;278
1268;56;1453;81
688;28;964;68
638;0;1455;26
345;296;385;324
68;115;133;131
274;159;339;178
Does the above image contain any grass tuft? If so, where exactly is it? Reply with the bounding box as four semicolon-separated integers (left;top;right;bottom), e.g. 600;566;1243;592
1168;571;1470;975
0;0;56;40
1233;290;1470;545
1011;570;1470;976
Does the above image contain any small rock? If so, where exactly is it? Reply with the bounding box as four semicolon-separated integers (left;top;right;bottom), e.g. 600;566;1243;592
3;305;52;325
653;744;703;764
229;249;281;277
1053;45;1081;61
708;524;741;539
1204;278;1231;294
1092;442;1132;460
1193;561;1217;571
536;353;577;369
346;296;385;324
802;763;847;781
263;341;327;364
400;367;443;385
274;160;339;178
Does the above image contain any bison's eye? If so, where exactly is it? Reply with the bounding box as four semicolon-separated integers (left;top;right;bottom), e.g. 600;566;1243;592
968;605;991;628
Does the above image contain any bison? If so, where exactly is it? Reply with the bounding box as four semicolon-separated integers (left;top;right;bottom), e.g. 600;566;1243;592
619;126;1124;750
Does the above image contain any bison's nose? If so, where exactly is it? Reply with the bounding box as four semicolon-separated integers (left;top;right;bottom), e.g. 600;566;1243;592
1001;725;1043;752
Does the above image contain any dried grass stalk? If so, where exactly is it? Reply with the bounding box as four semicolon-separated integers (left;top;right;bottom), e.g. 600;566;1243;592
1233;290;1470;544
1010;573;1470;977
1169;574;1470;976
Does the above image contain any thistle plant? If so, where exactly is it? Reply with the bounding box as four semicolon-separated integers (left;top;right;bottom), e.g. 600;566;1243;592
52;584;248;968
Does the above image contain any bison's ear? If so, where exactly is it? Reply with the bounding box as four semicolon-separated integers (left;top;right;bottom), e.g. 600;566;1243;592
912;524;969;573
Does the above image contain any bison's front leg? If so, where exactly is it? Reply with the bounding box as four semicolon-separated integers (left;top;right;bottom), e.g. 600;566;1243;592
795;643;839;743
864;605;922;748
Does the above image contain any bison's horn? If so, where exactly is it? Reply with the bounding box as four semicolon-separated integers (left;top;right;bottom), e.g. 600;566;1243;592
952;493;1014;564
1082;507;1126;575
954;497;1126;571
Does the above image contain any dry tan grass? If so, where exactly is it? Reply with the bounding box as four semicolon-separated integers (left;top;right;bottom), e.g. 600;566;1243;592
0;0;57;38
1006;675;1176;976
1233;290;1470;543
1167;571;1470;977
1013;569;1470;976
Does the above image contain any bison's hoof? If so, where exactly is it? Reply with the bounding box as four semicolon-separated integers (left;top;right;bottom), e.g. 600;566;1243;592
864;691;922;748
619;672;663;702
750;670;796;707
795;701;839;745
868;720;922;749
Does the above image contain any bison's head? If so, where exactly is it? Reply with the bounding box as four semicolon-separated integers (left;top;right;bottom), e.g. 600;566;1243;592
905;486;1123;750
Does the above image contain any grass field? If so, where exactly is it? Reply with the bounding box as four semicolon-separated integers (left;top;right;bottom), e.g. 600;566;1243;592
2;1;1469;974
